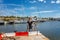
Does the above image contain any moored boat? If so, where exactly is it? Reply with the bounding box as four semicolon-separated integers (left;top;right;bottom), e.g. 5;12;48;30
0;20;4;25
8;21;14;24
14;20;21;24
14;20;27;24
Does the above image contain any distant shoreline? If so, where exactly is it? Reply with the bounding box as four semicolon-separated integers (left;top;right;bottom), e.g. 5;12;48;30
0;16;60;22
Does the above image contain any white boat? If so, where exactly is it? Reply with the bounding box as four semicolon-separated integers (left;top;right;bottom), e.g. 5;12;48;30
14;20;21;24
8;21;14;24
14;20;27;24
0;20;4;25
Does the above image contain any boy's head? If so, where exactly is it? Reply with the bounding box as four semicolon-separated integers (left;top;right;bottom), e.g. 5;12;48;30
29;17;32;20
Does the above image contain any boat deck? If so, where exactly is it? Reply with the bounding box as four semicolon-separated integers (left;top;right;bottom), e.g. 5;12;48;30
2;32;49;40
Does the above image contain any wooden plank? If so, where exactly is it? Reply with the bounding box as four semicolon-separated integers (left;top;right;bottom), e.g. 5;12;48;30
15;35;49;40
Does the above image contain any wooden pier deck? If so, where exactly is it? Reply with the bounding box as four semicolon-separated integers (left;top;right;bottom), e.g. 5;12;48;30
1;31;49;40
15;35;49;40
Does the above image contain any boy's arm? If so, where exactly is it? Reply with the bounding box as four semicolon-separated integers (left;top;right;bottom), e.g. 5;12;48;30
26;23;29;31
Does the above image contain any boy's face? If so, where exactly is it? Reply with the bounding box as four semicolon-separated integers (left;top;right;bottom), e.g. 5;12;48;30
29;17;32;20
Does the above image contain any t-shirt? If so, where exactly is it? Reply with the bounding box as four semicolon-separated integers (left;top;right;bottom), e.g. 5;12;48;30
27;21;33;29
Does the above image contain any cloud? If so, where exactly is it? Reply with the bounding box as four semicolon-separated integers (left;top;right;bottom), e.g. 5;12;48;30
30;12;39;17
29;0;46;3
30;10;59;17
0;10;12;16
0;8;24;16
0;9;21;16
38;0;46;3
0;4;23;9
56;0;60;4
0;3;26;16
30;10;55;17
14;7;25;11
0;7;25;16
0;4;24;11
34;0;60;4
40;10;54;13
0;4;22;7
0;4;8;10
51;1;55;3
51;0;60;4
29;7;37;10
29;0;36;3
38;0;44;2
32;10;55;14
7;4;22;6
44;1;46;3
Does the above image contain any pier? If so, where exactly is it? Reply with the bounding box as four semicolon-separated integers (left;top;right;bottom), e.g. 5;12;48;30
1;31;49;40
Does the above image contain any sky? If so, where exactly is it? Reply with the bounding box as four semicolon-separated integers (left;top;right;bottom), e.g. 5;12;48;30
0;0;60;18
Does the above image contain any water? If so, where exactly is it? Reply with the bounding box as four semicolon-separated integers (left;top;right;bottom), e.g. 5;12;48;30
0;21;60;40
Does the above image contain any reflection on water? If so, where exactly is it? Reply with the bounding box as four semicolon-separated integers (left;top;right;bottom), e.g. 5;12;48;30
0;21;60;40
0;24;27;32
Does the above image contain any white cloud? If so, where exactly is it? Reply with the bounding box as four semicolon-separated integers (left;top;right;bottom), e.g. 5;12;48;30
29;0;46;3
0;8;23;16
14;7;25;11
0;4;25;16
0;4;7;10
0;4;24;12
51;1;55;3
44;1;46;3
30;12;39;17
38;0;44;2
38;0;46;3
29;0;36;3
0;10;12;16
50;0;60;4
29;7;37;10
0;4;24;11
0;4;22;7
30;10;55;17
51;0;60;4
56;0;60;4
32;10;55;14
7;4;22;6
40;11;54;13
